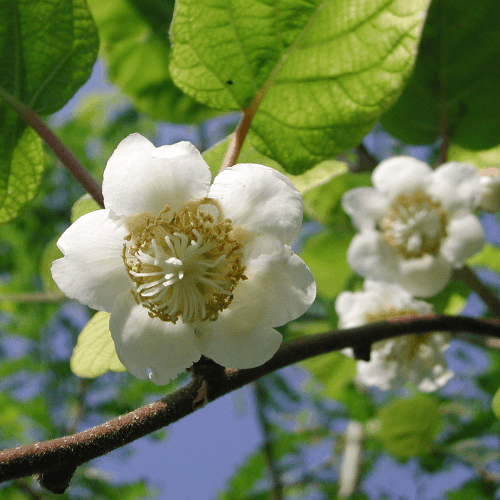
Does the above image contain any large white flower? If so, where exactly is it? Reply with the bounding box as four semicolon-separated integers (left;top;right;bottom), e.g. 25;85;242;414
342;157;485;297
52;134;316;384
337;280;453;392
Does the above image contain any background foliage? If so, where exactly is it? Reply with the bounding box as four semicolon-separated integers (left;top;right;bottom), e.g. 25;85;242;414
1;0;500;498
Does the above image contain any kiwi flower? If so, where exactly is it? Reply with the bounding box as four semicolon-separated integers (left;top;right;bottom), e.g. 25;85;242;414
342;157;485;297
51;134;316;384
337;280;453;392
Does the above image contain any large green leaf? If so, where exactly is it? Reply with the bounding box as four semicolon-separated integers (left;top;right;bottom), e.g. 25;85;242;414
86;0;217;123
0;0;98;222
381;0;500;152
171;0;428;174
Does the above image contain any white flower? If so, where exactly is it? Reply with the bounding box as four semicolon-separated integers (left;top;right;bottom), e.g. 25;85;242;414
479;168;500;212
51;134;316;384
336;280;453;392
342;157;485;297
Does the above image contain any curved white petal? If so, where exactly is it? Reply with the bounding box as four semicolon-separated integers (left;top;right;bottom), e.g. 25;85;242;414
346;231;399;282
110;292;201;384
195;320;282;369
209;163;303;244
51;210;130;312
372;156;432;198
440;214;485;266
103;134;211;216
427;162;481;212
397;254;452;297
341;188;389;230
243;246;316;328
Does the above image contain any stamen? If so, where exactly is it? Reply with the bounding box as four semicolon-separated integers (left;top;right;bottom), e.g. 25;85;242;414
123;198;247;324
381;191;447;259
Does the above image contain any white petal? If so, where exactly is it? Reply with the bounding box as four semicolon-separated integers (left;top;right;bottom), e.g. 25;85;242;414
346;231;399;282
209;163;303;244
51;210;130;312
440;214;485;266
397;254;452;297
195;320;282;369
341;188;389;230
110;292;201;384
372;156;432;198
427;162;481;212
243;246;316;328
103;134;211;216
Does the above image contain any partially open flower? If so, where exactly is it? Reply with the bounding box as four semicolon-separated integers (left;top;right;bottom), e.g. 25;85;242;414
342;157;485;297
52;134;316;384
336;280;453;392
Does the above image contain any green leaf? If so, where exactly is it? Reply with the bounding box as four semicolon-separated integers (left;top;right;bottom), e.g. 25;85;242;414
0;0;98;222
70;311;126;378
302;352;356;400
377;394;442;458
448;143;500;169
300;227;354;299
40;236;63;292
171;0;428;173
202;134;347;191
492;385;500;420
468;244;500;275
381;0;500;150
0;0;99;115
0;124;44;223
86;0;217;123
71;193;101;223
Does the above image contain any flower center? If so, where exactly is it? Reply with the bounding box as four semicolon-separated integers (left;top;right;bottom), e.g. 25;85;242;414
365;307;432;363
381;191;447;259
123;198;247;324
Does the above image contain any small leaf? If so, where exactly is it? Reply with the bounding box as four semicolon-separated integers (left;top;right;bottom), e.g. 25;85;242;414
492;385;500;420
40;236;63;292
377;394;442;458
0;124;44;223
448;143;500;169
70;311;126;378
171;0;428;173
71;193;101;223
302;352;356;400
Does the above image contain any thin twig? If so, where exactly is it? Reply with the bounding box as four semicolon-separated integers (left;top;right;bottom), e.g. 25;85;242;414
0;86;104;208
220;87;267;172
1;315;500;491
0;292;66;303
254;381;283;500
454;266;500;318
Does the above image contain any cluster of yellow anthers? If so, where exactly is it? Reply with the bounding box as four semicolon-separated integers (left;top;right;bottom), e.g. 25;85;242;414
123;198;247;324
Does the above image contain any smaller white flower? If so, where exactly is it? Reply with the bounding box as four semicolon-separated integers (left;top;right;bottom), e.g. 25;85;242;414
479;168;500;212
342;157;485;297
336;280;453;392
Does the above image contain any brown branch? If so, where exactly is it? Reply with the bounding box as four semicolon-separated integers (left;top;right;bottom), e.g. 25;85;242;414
0;86;104;208
1;314;500;492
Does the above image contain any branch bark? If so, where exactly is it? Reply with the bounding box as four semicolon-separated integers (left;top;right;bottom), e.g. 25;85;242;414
1;315;499;491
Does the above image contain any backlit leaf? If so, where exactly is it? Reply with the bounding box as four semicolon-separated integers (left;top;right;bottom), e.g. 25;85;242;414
171;0;428;173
